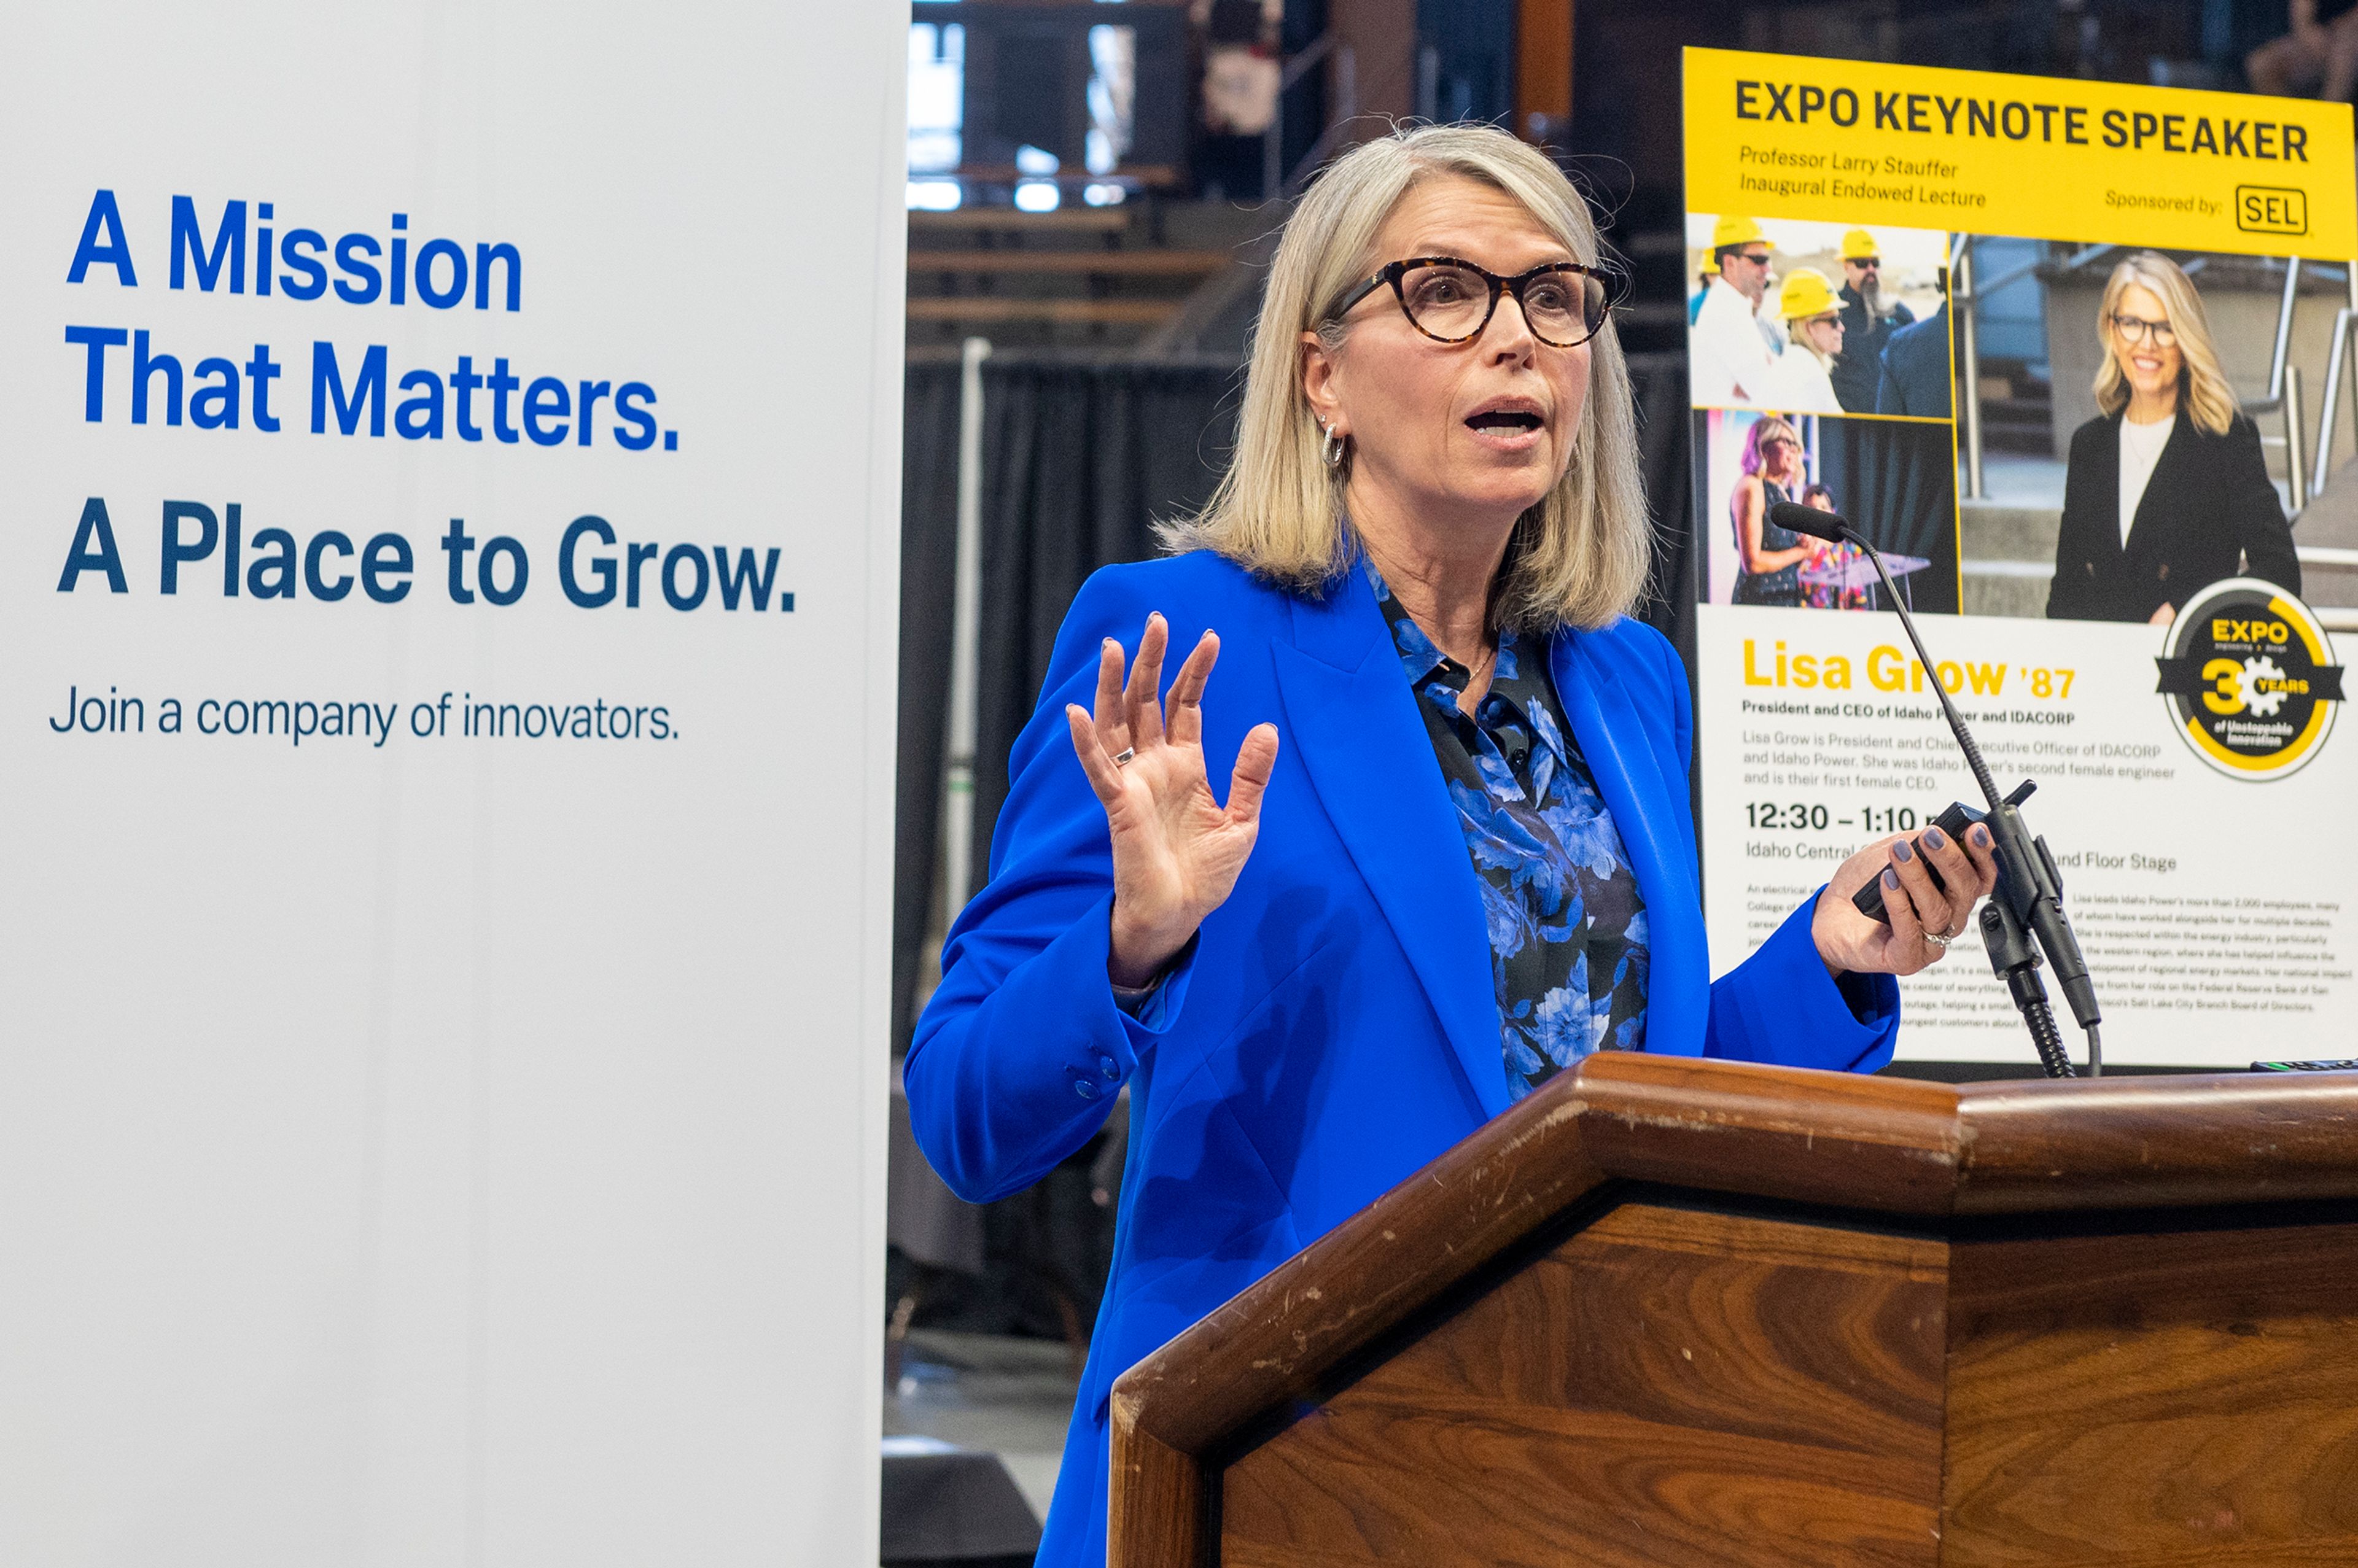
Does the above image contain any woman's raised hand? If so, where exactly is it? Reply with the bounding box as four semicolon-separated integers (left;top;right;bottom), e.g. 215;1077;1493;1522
1065;613;1280;988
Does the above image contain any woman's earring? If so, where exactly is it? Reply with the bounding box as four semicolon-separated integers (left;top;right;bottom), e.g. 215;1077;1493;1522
1320;422;1346;470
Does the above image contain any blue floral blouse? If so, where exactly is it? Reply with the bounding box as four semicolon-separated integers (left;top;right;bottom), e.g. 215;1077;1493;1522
1369;562;1650;1100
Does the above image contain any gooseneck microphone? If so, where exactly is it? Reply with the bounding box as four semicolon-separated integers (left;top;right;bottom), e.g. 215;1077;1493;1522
1767;500;2103;1078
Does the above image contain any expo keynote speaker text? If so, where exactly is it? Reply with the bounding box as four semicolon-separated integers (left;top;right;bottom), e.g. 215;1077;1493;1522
906;125;2001;1568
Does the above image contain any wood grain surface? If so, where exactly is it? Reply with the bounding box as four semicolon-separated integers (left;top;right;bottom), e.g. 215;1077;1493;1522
1219;1203;1948;1567
1941;1216;2358;1565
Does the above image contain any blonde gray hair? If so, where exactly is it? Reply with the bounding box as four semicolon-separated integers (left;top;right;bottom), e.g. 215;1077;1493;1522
1159;124;1651;632
2094;250;2239;438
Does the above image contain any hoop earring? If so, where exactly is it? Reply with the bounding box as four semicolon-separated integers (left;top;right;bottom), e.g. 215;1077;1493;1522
1320;424;1347;470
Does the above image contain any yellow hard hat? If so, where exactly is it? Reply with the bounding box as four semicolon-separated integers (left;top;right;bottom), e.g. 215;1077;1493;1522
1779;266;1839;320
1711;214;1765;250
1840;228;1878;261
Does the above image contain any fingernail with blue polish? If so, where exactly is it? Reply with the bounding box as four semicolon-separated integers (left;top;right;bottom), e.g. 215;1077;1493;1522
1894;838;1915;862
1972;825;1991;847
1924;827;1946;850
1882;868;1901;890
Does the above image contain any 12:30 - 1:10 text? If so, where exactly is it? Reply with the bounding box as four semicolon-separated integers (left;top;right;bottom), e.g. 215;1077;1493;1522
1746;801;1929;833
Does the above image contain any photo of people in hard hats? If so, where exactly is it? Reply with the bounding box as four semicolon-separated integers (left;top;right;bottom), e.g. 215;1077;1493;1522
1698;407;1961;613
1686;218;1950;416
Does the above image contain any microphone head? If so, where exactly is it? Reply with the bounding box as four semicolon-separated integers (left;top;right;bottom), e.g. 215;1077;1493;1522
1770;500;1849;543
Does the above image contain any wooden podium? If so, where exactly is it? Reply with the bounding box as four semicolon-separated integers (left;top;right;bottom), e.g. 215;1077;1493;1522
1107;1054;2358;1567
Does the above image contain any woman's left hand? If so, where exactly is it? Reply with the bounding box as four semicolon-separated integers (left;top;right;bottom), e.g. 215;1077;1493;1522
1811;820;2002;977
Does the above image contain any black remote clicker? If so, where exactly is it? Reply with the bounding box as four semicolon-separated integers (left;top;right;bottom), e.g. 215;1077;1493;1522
1851;800;1986;925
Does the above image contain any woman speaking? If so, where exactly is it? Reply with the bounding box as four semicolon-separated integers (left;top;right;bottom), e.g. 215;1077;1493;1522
2048;250;2302;622
906;125;1997;1568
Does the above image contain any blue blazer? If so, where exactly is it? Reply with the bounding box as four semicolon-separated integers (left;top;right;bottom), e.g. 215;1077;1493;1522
905;551;1900;1568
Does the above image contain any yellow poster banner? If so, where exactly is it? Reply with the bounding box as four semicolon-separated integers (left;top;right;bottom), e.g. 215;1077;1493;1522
1684;46;2358;260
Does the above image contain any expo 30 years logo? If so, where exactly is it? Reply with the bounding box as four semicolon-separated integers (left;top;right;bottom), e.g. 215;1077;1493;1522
2154;578;2346;780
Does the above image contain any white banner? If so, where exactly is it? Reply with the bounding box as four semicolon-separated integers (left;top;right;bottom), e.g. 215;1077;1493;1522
1700;604;2357;1065
0;6;903;1564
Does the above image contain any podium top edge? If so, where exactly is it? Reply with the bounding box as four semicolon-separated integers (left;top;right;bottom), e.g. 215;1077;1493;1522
1576;1053;2358;1214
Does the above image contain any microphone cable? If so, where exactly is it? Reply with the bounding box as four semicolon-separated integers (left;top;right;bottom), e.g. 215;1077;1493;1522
2026;998;2076;1080
1776;500;2106;1079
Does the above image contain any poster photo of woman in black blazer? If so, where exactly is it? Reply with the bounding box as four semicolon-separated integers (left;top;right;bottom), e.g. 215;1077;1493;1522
2048;250;2302;624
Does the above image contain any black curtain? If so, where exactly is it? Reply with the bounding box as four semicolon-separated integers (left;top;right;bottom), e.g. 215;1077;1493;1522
1815;414;1963;614
966;358;1245;912
895;360;965;1058
1630;352;1697;664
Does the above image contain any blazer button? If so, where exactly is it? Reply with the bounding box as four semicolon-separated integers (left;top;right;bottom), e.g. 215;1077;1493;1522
2158;564;2170;580
1073;1076;1101;1101
1099;1054;1121;1081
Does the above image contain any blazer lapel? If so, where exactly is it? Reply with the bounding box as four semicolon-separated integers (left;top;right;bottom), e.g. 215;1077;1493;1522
1271;579;1508;1117
1551;630;1712;1058
2087;416;2124;562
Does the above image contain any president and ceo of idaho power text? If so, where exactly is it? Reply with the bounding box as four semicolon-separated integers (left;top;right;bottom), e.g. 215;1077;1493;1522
905;124;2001;1568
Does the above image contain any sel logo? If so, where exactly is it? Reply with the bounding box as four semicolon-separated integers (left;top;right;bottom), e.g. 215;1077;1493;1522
2236;184;2309;235
2154;578;2344;778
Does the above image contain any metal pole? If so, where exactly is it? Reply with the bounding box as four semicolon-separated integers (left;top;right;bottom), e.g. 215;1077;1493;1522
2269;257;2303;400
2286;363;2308;515
2346;263;2358;489
2324;262;2358;500
943;336;992;923
1958;238;1984;500
2312;308;2351;500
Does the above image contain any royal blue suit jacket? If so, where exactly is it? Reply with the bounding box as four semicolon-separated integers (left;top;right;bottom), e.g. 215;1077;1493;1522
905;551;1900;1568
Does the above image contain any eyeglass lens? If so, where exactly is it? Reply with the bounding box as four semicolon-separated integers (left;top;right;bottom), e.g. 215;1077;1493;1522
1397;262;1609;347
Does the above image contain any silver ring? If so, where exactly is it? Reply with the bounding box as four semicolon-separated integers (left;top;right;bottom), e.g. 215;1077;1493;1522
1112;747;1136;767
1923;931;1952;949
